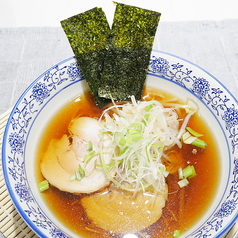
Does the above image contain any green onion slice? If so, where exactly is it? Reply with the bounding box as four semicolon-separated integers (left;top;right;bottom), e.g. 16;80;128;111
87;141;93;151
71;164;85;181
182;132;196;144
178;167;184;179
186;127;204;137
178;178;189;188
182;165;196;179
38;180;49;192
84;150;98;163
191;138;207;149
182;131;207;149
173;229;181;237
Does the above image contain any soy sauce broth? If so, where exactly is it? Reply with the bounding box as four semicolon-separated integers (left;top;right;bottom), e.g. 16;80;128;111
36;87;220;237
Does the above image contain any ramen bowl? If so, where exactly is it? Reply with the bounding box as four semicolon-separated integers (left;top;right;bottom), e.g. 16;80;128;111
2;50;238;237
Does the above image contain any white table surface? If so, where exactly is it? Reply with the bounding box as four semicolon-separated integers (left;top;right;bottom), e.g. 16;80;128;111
0;0;238;237
0;0;238;27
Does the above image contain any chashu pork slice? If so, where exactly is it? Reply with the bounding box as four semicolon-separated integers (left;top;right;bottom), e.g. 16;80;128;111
81;184;168;233
40;117;112;193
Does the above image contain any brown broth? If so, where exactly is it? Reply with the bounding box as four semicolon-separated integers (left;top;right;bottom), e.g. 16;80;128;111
36;87;220;237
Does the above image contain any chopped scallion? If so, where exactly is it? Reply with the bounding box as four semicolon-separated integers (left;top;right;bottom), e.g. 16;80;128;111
145;104;153;112
87;141;93;151
162;170;169;177
119;146;129;155
129;131;143;141
178;178;189;188
38;180;49;192
186;127;204;137
178;167;184;179
182;132;196;144
144;113;150;121
128;128;141;135
114;132;127;147
84;150;97;163
75;171;82;180
78;164;85;177
130;123;143;132
182;131;207;149
71;164;85;181
173;229;181;237
182;165;196;179
191;138;207;149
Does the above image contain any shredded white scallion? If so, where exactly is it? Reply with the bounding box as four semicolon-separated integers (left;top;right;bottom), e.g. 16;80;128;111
97;96;193;194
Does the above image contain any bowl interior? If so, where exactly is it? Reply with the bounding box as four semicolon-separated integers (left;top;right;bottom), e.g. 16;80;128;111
2;51;238;238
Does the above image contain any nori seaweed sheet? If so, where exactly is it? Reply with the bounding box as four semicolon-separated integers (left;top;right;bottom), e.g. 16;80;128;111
60;7;111;107
61;4;161;106
98;3;161;101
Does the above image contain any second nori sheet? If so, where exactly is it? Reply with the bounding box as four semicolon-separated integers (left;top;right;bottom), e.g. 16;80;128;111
98;3;161;101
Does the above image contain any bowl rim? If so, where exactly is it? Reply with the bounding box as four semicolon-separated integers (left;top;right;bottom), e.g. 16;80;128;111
2;50;238;238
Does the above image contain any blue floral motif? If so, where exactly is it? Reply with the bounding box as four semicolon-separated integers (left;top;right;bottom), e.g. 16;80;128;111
222;107;238;129
8;165;18;181
43;71;51;82
149;56;194;87
215;200;237;218
234;158;238;175
192;77;210;98
8;132;24;154
214;219;223;232
67;62;81;80
43;65;69;89
204;88;231;123
149;56;169;74
15;182;32;202
31;82;50;105
50;228;69;238
230;158;238;196
171;62;183;70
33;218;49;230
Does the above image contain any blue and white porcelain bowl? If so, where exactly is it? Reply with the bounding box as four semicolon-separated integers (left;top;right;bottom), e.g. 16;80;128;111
2;50;238;237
